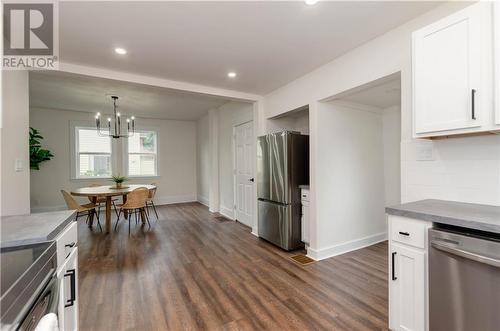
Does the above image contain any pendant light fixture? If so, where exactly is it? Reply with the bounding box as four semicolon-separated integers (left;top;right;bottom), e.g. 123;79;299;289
95;96;135;139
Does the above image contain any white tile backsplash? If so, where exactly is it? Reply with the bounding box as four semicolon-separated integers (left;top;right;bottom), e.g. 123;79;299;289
401;135;500;206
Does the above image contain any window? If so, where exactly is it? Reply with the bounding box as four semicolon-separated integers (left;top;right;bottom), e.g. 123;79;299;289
75;127;112;178
127;130;157;176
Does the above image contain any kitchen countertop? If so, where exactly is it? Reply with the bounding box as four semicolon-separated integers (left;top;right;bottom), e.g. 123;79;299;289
1;210;76;248
299;185;310;189
386;199;500;234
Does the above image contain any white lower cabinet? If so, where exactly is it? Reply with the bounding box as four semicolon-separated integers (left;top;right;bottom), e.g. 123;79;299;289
300;188;310;245
389;243;425;331
388;215;431;331
57;247;79;331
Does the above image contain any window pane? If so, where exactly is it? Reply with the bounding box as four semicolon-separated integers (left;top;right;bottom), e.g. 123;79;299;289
79;154;111;177
78;128;111;153
128;154;156;176
129;131;156;154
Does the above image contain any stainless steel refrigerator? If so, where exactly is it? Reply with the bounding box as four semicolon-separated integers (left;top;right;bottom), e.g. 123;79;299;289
257;131;309;250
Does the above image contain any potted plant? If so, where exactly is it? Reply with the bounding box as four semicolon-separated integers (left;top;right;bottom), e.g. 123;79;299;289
111;175;127;189
29;127;54;170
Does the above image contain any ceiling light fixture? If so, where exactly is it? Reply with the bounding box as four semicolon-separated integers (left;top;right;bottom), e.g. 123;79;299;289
305;0;318;5
114;47;127;55
227;72;237;78
95;96;135;139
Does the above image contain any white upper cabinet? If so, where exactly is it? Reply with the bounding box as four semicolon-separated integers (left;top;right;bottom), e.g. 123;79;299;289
412;2;494;137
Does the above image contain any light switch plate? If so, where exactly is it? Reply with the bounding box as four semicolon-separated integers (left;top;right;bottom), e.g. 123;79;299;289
15;159;24;172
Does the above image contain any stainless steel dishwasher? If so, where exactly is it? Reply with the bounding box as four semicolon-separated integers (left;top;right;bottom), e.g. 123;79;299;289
429;227;500;331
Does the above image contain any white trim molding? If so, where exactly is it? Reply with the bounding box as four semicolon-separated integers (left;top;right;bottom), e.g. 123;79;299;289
31;195;197;213
219;205;235;220
307;232;387;261
197;195;209;207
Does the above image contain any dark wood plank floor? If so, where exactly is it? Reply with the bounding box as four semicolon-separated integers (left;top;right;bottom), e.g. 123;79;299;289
78;202;388;331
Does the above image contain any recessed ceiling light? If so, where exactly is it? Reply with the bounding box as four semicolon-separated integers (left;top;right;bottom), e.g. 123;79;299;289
305;0;318;5
227;72;237;78
114;47;127;55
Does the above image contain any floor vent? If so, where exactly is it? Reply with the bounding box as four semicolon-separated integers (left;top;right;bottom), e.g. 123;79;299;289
290;254;315;266
214;216;231;222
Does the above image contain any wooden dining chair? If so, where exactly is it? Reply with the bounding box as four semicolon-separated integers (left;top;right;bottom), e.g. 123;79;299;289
87;183;119;218
61;190;102;232
114;187;151;233
146;183;159;219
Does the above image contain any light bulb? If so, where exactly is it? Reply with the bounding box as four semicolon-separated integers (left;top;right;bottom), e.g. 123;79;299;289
131;116;135;120
107;118;112;122
117;112;121;117
96;112;101;117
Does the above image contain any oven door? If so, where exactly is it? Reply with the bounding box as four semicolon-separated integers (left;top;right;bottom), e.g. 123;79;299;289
18;275;59;331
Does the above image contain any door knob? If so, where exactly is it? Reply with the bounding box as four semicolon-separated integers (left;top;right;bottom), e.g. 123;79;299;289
249;178;254;182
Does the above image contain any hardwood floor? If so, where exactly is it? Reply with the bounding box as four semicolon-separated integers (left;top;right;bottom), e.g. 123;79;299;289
78;202;388;331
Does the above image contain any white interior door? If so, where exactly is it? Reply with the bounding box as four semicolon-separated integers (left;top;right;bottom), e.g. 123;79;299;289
234;121;254;227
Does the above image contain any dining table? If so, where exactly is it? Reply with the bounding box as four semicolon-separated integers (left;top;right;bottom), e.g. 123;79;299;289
71;184;156;233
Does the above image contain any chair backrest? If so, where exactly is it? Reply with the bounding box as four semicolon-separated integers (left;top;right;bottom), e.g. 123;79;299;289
148;183;157;199
61;190;81;210
122;187;149;209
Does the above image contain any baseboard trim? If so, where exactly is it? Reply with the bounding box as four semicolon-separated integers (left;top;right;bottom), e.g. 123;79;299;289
219;205;234;220
197;195;209;207
155;195;197;206
31;195;197;214
307;232;387;261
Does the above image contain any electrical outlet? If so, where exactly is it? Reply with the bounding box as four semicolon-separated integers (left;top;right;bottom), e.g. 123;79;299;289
416;144;434;161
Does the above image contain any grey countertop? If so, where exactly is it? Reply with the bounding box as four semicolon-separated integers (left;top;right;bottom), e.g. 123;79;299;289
1;210;76;248
386;199;500;234
299;185;310;189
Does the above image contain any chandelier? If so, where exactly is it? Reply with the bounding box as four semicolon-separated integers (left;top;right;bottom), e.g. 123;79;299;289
95;96;135;139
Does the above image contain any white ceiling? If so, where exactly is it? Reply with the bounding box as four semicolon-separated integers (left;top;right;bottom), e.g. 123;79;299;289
29;71;233;120
59;1;442;95
341;77;401;109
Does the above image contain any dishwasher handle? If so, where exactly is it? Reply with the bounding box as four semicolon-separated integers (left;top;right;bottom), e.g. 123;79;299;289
432;241;500;268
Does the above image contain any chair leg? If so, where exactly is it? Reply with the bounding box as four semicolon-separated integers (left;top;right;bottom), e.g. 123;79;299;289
144;208;151;229
114;209;122;232
134;209;138;225
129;209;133;234
112;200;119;218
94;209;103;232
151;201;159;219
75;211;80;222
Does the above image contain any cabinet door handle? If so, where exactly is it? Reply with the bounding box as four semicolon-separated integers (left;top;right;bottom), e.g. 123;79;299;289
398;231;410;236
64;269;76;307
471;89;476;120
391;252;397;281
65;242;76;248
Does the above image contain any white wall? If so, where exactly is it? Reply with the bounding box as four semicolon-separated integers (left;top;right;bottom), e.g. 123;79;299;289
261;2;500;259
1;71;30;216
196;113;210;206
30;107;197;211
310;102;386;260
196;101;253;219
382;106;402;206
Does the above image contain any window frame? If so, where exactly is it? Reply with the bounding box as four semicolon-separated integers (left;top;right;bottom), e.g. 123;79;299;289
70;122;114;180
123;128;160;178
